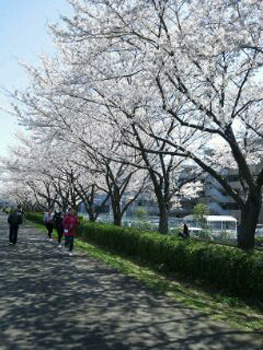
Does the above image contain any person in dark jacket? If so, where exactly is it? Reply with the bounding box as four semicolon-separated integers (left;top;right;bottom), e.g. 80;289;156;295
8;205;23;245
54;211;64;248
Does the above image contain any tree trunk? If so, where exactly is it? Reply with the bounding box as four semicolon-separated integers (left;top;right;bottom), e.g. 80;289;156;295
238;191;262;249
113;204;122;226
158;202;169;234
110;184;123;226
87;205;96;222
84;201;96;222
113;214;122;226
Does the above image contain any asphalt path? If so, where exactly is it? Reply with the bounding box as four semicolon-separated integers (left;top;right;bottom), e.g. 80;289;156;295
0;213;262;350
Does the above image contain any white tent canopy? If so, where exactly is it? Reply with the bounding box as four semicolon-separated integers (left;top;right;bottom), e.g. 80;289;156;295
184;215;237;222
206;215;237;222
184;215;237;232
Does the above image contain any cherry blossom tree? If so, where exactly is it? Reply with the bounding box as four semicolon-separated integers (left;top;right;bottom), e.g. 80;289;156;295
6;0;204;232
49;0;263;248
8;66;150;226
6;0;263;248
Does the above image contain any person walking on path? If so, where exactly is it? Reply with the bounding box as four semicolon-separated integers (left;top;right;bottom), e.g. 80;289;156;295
54;210;64;248
43;209;54;241
63;208;79;256
8;205;23;245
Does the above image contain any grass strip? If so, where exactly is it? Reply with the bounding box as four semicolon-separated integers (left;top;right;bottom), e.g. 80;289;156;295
74;239;263;337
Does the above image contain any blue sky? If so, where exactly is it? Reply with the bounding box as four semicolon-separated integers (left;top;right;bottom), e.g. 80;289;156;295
0;0;72;155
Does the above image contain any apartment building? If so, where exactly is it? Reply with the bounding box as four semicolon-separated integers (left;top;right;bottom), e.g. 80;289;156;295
204;165;263;223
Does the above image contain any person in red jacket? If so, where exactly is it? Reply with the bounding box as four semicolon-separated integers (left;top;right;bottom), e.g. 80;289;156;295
63;208;80;256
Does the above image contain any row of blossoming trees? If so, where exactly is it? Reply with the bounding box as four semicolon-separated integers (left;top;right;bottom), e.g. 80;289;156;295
1;0;263;249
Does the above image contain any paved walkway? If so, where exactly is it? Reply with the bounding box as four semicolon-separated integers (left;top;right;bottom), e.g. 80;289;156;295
0;213;262;350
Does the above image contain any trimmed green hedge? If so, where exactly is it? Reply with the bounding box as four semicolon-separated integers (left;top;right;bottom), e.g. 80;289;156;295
26;212;263;300
26;212;44;225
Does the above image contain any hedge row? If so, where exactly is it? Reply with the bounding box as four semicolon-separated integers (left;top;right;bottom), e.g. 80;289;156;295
26;212;44;225
26;212;263;300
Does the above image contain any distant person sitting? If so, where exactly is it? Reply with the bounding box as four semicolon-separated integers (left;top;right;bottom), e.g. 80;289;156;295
8;205;23;245
178;223;190;239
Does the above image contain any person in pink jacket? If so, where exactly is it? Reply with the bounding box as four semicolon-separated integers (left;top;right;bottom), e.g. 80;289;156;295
63;208;80;256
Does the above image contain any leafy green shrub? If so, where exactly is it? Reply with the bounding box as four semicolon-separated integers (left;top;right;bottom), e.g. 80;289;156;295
193;203;210;221
134;207;148;219
78;215;84;223
26;212;263;299
26;211;44;225
194;230;211;241
3;208;11;214
255;236;263;248
126;221;158;232
169;227;181;235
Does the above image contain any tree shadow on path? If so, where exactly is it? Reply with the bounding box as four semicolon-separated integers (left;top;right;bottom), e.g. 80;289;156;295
0;215;261;350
